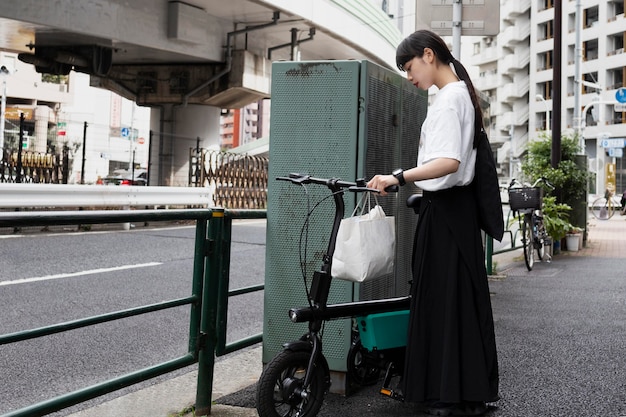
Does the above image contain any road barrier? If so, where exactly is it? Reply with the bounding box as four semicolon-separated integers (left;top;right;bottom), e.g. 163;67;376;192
0;183;212;208
0;207;266;417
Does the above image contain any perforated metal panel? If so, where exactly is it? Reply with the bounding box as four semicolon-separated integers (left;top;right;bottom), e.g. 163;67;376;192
264;61;361;371
263;60;428;373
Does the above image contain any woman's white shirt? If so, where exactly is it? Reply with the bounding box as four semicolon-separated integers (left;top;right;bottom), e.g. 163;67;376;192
415;81;477;191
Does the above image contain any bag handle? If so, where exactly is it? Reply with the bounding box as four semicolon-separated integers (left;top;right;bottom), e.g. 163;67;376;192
350;192;379;217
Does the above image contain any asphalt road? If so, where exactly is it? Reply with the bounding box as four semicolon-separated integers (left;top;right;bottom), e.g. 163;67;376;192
0;220;267;416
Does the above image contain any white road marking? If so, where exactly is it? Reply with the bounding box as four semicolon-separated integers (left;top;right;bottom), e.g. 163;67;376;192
0;262;162;287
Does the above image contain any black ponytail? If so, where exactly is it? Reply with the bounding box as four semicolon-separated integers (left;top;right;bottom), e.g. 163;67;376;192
396;30;484;148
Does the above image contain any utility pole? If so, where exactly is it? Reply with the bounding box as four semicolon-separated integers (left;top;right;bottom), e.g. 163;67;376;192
552;0;562;169
573;0;582;141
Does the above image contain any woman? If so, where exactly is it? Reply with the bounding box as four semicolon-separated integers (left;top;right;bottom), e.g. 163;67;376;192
367;30;499;416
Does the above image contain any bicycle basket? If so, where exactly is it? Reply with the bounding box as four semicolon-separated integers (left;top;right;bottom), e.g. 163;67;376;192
508;187;542;211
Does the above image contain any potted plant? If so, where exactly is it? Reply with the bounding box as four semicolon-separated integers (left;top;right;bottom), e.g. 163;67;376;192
522;133;589;240
566;226;584;251
541;196;574;254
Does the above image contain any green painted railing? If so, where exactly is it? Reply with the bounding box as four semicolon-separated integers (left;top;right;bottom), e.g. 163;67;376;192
485;205;522;275
0;207;266;417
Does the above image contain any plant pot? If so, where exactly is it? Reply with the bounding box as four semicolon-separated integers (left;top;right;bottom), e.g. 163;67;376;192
553;240;561;255
565;234;581;252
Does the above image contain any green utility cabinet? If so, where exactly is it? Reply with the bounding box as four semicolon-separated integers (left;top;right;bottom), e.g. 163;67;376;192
263;60;427;390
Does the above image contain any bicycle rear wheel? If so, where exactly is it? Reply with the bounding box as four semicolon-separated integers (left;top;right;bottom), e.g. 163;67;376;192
591;197;614;220
522;215;534;271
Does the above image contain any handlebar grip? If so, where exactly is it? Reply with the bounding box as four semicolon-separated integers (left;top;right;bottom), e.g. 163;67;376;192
385;185;399;193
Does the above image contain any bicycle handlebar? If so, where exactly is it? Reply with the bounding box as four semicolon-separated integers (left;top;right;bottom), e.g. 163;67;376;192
509;176;554;190
277;173;398;193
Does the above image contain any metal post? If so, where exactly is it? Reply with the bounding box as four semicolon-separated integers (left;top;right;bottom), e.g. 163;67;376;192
551;0;562;170
0;74;6;154
16;113;24;183
81;121;87;184
485;234;494;275
195;208;224;416
508;125;514;179
452;0;463;60
290;27;298;61
573;0;582;140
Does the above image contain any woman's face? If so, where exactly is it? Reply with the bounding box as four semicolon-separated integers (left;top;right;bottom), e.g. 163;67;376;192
403;48;436;91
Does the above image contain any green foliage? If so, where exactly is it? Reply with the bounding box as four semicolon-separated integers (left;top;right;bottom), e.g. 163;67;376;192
521;132;588;203
41;74;68;84
541;196;572;241
520;132;589;241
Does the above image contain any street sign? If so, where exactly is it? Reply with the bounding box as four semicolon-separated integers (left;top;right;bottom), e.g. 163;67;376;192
121;127;130;137
609;148;623;158
615;103;626;112
600;138;625;148
615;87;626;103
416;0;500;36
137;137;145;145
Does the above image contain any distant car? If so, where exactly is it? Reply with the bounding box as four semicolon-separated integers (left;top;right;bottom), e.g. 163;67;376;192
103;169;147;186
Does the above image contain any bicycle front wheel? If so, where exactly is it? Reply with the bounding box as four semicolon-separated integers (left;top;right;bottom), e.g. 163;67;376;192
591;197;614;220
522;215;534;271
536;218;546;260
256;350;327;417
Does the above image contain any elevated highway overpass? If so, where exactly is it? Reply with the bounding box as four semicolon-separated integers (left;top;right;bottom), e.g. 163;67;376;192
0;0;409;185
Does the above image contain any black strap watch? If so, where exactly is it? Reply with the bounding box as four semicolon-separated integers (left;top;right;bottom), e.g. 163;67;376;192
392;168;406;186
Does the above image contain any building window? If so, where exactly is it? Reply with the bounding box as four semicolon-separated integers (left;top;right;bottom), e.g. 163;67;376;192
608;31;625;55
583;5;599;29
582;72;599;94
607;67;626;90
539;0;554;11
537;50;553;70
539;81;552;100
538;20;554;41
583;39;599;61
608;0;625;21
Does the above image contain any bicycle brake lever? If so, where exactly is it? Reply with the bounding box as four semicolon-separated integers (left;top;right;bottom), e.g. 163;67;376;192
276;173;310;184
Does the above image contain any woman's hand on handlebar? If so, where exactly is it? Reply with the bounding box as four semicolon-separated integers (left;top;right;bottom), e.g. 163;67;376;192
367;174;398;196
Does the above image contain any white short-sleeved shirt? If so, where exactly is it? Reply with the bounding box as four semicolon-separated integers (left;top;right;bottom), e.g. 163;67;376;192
415;81;477;191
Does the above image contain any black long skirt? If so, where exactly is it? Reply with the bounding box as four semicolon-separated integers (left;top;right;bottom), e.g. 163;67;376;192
401;185;499;404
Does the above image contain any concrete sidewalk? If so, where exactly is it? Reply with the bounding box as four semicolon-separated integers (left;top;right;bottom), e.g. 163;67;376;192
67;214;626;417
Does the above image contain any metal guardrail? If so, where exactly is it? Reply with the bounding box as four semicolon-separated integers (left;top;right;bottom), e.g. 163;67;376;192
0;207;266;417
485;204;522;274
0;183;212;208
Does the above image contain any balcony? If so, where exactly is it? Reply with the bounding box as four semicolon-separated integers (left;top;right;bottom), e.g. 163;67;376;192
500;20;531;47
472;45;499;66
500;49;530;73
500;76;530;100
476;71;499;91
501;0;531;19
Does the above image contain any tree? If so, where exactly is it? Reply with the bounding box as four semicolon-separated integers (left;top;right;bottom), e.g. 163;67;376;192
521;132;589;209
520;133;590;246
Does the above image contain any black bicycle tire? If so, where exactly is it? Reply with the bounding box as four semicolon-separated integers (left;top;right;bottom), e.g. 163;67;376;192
522;215;534;271
347;337;381;386
536;217;546;260
256;349;326;417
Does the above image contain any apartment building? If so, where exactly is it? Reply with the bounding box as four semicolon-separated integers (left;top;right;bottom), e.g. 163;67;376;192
472;0;626;195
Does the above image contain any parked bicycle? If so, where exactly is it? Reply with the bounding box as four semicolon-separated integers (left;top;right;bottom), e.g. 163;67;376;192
590;190;621;220
256;173;409;417
508;177;554;271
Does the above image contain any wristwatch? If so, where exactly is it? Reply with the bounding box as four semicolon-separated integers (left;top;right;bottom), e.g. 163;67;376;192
392;168;406;186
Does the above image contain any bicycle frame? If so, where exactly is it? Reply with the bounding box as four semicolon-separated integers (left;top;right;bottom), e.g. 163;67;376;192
256;174;409;417
509;177;552;271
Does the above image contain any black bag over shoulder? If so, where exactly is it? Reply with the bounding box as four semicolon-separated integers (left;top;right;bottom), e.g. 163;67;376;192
473;130;504;241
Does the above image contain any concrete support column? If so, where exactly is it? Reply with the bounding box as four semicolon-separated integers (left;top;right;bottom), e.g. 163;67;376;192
150;104;221;186
34;105;49;152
